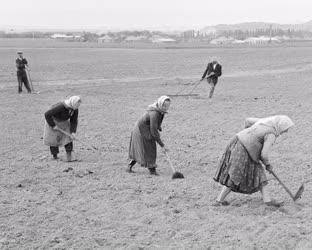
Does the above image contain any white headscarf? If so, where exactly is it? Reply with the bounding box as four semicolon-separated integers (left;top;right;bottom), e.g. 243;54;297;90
254;115;294;136
64;96;82;110
148;95;171;113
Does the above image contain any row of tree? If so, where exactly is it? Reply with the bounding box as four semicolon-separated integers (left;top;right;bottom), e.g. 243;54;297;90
0;30;177;41
0;28;311;41
213;28;312;40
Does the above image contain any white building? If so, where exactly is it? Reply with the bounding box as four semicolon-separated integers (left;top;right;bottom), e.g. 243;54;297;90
151;36;176;43
232;39;246;44
124;36;147;42
210;36;234;45
244;36;280;45
98;35;113;43
51;33;74;39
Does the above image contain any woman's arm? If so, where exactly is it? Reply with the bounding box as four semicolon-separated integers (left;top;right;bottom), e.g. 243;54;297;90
149;111;164;147
261;133;276;168
215;65;222;77
70;110;79;133
244;117;260;128
44;103;65;128
201;64;209;79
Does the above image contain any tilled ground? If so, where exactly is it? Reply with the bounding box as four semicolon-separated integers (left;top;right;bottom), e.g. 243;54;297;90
1;42;312;249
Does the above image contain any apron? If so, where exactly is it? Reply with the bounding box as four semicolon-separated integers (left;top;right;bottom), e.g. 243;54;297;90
43;119;72;147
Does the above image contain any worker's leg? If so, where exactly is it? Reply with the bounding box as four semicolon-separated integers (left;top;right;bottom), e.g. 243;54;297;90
209;84;215;98
260;185;271;203
216;185;231;202
65;142;73;162
50;146;59;159
22;72;31;93
17;73;23;93
126;160;136;172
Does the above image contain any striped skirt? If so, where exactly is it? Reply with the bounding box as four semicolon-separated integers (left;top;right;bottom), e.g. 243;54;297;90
213;136;268;194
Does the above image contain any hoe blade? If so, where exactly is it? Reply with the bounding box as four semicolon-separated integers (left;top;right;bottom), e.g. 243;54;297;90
293;184;304;201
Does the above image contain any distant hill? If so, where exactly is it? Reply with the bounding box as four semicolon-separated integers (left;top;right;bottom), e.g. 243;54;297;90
200;20;312;34
302;20;312;29
1;20;312;35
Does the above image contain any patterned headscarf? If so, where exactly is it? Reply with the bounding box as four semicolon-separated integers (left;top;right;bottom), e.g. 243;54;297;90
255;115;294;136
64;96;82;110
148;95;171;113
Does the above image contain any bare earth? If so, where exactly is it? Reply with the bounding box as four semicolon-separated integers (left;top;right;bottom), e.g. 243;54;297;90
0;40;312;249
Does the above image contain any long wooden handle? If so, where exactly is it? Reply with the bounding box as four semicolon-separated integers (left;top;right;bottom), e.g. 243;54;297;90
55;127;99;153
268;169;295;199
164;151;176;173
188;80;202;94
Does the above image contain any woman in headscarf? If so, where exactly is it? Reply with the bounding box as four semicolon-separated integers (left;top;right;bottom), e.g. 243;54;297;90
127;95;171;175
213;115;294;207
43;96;82;161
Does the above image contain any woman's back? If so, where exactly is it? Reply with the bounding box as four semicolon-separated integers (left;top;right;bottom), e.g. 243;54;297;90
237;124;276;162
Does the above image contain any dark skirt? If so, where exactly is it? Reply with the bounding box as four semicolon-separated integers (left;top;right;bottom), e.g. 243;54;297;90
213;136;268;194
128;124;157;169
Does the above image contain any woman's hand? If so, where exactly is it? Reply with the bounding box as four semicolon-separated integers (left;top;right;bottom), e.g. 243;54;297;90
70;133;76;140
265;164;273;172
244;118;260;128
261;134;276;167
162;146;169;153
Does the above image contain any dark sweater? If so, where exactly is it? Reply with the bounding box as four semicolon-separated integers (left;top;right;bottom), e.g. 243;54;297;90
44;102;78;133
16;58;28;72
201;62;222;79
137;110;164;147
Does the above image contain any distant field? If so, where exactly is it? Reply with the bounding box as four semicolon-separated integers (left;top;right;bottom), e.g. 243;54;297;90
1;38;312;87
0;39;312;249
1;38;312;48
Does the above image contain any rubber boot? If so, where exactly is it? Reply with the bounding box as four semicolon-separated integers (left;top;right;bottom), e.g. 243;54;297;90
149;167;158;176
126;160;136;173
66;152;72;162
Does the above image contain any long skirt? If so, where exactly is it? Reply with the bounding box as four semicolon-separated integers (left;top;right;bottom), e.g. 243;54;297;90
43;120;72;147
128;124;157;169
213;136;268;194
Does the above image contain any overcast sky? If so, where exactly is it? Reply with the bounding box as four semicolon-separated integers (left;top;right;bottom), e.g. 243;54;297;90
1;0;311;30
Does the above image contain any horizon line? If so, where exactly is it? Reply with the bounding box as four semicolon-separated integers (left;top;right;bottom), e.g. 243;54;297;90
0;19;311;32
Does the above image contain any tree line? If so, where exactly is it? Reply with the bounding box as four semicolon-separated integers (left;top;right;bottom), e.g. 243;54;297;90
0;28;311;41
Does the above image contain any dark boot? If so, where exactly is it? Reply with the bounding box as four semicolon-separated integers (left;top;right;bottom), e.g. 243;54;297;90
126;160;136;173
65;143;74;162
149;167;158;176
50;146;59;159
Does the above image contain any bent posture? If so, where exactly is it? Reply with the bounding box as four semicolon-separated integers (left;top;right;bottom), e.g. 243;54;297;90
201;59;222;98
43;96;82;161
127;96;171;175
213;115;294;207
16;51;31;93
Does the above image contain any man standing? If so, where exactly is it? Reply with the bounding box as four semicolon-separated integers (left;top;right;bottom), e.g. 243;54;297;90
16;51;31;93
201;58;222;98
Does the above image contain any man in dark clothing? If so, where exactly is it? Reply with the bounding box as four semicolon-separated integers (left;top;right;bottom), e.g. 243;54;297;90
201;59;222;98
16;51;31;93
